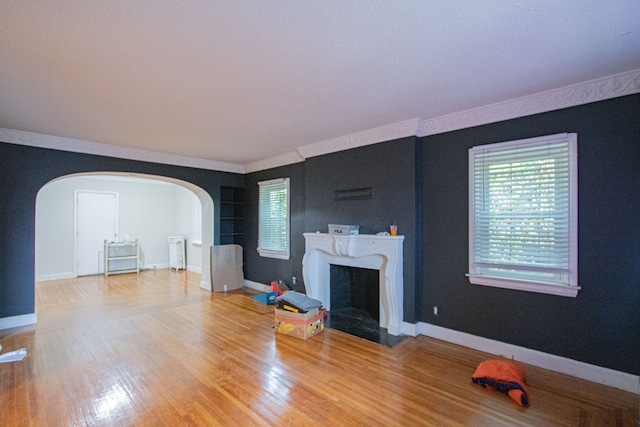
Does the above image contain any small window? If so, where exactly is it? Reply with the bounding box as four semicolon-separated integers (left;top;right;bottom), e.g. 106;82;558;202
258;178;290;260
468;133;579;297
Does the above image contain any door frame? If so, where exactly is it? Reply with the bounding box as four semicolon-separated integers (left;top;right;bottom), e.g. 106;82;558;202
74;189;119;277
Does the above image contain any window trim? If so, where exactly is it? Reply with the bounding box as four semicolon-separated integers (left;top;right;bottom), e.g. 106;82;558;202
257;177;290;260
468;133;579;297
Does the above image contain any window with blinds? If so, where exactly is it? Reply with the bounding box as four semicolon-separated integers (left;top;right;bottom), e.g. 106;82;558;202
468;133;579;297
257;178;290;260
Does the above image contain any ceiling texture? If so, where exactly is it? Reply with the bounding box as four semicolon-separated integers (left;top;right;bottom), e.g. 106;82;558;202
1;1;639;172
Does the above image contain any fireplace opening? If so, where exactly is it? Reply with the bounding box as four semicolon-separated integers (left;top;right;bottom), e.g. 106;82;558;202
326;264;406;347
330;264;379;320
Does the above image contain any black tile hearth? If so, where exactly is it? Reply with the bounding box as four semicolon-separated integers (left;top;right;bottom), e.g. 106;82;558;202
325;307;407;347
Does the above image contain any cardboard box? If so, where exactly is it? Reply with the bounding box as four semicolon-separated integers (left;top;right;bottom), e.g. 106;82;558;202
276;307;320;318
328;224;359;235
275;308;325;339
253;292;278;305
270;280;290;296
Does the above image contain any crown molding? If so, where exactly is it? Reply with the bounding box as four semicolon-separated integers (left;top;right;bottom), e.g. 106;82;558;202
243;151;305;174
245;68;640;173
416;68;640;138
2;69;639;174
0;128;245;174
296;118;422;160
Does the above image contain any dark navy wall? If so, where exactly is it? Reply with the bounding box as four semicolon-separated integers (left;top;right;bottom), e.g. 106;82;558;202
0;143;243;318
2;95;638;375
420;94;640;374
243;162;306;292
303;137;419;323
243;137;419;322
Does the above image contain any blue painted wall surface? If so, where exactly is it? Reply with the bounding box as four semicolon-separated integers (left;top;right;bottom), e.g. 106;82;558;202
0;144;243;318
242;162;306;292
303;137;419;324
1;95;638;374
419;94;640;374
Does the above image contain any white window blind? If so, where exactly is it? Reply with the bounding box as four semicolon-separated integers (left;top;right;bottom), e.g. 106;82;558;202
468;133;579;297
258;178;290;260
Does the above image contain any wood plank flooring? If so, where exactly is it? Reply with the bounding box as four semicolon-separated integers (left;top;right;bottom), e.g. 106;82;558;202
0;270;637;426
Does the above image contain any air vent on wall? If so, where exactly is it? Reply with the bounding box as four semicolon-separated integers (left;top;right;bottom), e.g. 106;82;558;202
334;187;372;201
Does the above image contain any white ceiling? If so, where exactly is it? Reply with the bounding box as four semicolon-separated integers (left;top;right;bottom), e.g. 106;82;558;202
1;1;639;170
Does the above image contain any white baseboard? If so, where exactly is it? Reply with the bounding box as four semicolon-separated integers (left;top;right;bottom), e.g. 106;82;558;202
0;313;38;331
141;263;170;271
36;272;75;282
244;279;271;292
187;265;202;274
400;320;419;337
403;321;639;394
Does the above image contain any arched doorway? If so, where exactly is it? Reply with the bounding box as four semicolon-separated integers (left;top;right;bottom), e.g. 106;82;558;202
35;172;215;290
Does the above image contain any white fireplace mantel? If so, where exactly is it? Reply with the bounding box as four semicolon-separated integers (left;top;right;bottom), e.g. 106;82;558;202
302;232;404;335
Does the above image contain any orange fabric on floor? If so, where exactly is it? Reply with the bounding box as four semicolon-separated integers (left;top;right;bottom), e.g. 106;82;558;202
472;359;529;406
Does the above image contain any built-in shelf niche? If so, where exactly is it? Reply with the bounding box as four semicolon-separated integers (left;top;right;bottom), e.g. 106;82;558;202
219;186;245;246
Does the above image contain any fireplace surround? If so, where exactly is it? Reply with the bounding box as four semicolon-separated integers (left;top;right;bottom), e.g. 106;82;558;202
302;232;404;335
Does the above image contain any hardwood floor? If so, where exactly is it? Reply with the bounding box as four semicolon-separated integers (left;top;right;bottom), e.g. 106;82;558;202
1;270;637;426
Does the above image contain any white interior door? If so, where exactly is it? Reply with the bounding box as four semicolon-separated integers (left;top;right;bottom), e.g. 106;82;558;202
76;191;118;276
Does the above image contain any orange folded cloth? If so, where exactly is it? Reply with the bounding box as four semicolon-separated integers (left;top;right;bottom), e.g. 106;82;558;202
471;359;529;406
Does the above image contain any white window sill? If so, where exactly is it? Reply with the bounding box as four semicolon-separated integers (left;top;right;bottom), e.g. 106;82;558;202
257;249;290;260
467;275;580;297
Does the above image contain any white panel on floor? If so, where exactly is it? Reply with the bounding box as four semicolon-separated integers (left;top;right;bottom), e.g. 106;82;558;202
210;244;244;292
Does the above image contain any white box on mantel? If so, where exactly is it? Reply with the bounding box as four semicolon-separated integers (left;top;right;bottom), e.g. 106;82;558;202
328;224;359;235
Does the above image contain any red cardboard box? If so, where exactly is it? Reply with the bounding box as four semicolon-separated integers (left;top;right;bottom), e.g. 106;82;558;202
275;308;325;339
270;280;290;296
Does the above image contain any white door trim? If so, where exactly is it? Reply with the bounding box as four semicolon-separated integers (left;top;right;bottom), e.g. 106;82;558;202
74;190;119;276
